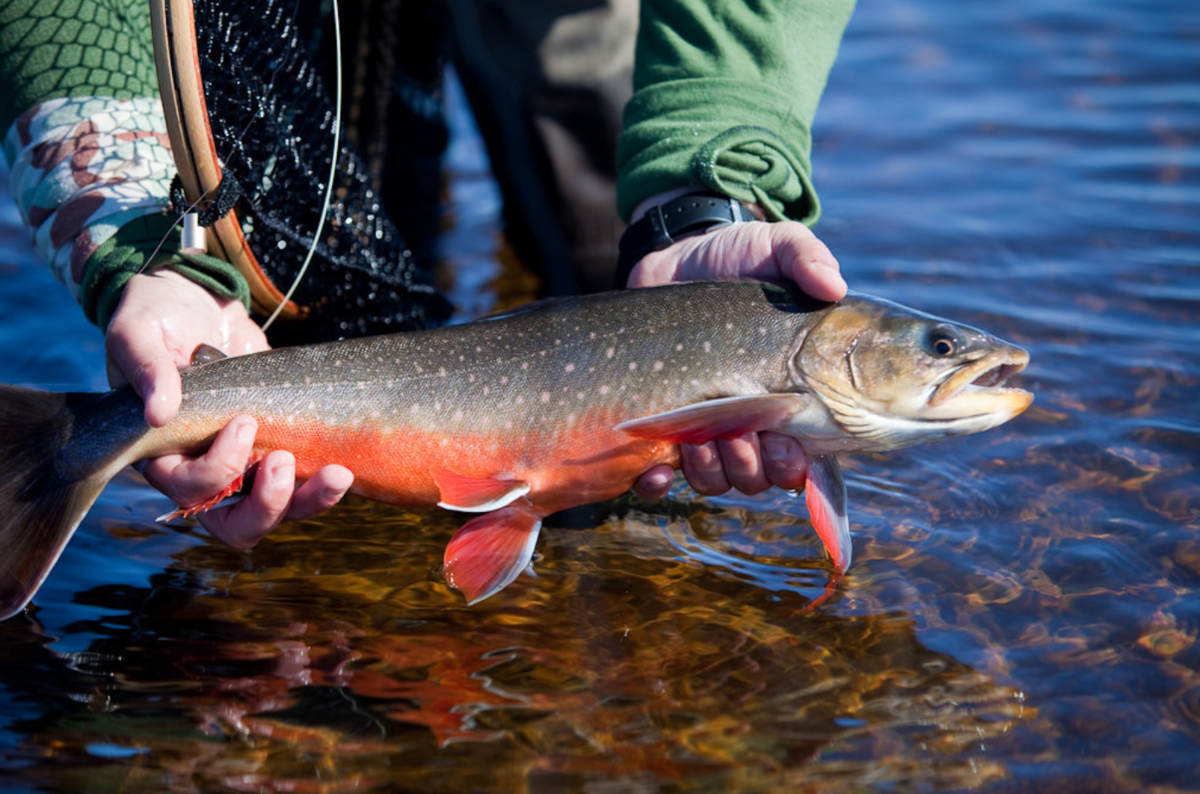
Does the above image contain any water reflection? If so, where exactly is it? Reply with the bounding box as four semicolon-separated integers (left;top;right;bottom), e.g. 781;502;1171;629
0;501;1028;791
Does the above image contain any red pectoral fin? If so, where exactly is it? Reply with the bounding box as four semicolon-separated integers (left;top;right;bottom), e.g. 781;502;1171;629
614;394;805;445
443;501;543;605
805;455;852;573
433;468;531;513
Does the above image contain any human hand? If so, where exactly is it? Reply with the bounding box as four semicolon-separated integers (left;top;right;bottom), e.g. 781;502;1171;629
626;197;847;500
106;269;353;547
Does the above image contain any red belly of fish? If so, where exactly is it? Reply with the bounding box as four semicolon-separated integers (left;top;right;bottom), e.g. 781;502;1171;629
248;406;678;515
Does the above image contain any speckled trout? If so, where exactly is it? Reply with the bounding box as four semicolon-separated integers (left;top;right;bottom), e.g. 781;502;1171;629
0;282;1032;618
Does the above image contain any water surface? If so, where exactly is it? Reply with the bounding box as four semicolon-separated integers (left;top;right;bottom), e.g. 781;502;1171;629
1;0;1198;791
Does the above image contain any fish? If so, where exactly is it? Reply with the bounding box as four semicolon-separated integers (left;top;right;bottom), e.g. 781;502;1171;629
0;282;1032;619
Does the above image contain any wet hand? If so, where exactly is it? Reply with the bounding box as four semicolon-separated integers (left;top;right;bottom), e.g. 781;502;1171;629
625;201;846;500
106;269;269;427
106;270;353;547
141;417;354;549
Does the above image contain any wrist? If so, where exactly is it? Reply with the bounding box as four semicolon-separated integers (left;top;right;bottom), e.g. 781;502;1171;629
615;190;757;289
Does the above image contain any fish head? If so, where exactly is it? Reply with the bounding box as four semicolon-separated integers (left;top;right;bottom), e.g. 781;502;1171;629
791;296;1033;451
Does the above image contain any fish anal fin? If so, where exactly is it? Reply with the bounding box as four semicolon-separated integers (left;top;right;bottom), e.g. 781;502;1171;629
614;394;805;445
434;468;530;513
157;473;245;522
443;501;543;605
805;455;852;573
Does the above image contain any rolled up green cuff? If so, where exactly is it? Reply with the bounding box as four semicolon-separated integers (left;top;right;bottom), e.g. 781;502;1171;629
616;79;820;225
80;212;251;330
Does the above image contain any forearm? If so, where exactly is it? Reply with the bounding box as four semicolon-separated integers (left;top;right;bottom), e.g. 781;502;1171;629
0;0;247;328
616;0;856;224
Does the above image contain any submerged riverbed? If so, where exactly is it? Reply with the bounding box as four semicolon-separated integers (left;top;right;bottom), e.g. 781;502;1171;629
1;0;1198;791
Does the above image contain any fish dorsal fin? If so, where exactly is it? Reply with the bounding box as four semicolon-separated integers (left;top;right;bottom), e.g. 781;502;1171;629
433;468;531;513
614;394;806;445
805;455;852;573
443;500;542;605
190;344;227;366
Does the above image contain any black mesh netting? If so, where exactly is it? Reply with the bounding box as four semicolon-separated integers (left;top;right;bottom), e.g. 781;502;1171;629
185;0;453;344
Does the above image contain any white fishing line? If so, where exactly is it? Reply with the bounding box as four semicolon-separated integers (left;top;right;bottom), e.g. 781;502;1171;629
261;0;343;332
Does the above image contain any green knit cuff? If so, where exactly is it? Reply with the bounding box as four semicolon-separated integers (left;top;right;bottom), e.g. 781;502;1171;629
80;212;251;330
616;79;820;225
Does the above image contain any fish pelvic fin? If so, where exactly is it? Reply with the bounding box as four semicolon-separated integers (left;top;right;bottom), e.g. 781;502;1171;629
614;394;806;445
805;455;852;573
0;386;124;620
443;499;542;605
434;468;531;513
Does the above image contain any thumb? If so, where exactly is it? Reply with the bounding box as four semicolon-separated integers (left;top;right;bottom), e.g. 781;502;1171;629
106;327;184;428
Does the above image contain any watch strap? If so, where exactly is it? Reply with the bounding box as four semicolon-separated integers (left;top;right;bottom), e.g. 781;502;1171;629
614;192;747;288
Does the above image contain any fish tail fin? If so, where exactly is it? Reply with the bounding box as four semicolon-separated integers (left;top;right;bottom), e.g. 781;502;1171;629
0;385;117;620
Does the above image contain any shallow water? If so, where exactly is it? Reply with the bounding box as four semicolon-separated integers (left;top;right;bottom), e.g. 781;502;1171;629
1;0;1198;791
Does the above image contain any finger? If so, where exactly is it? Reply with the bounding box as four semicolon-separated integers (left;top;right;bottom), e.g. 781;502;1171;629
199;450;296;549
716;433;771;495
760;432;810;491
773;223;847;302
106;322;184;428
285;465;354;521
142;416;258;508
681;441;731;496
632;464;677;500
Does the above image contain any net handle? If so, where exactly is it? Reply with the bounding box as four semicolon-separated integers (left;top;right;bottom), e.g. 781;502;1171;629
149;0;304;321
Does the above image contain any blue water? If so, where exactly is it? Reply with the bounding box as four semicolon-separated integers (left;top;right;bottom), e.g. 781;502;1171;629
1;0;1198;791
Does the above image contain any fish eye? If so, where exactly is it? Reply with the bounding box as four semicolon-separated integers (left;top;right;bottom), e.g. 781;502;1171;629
927;325;960;357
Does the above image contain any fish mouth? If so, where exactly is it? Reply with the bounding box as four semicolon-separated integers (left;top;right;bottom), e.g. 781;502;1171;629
927;347;1033;419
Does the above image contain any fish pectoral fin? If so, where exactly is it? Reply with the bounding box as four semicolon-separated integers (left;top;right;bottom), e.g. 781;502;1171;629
443;500;543;605
805;455;852;573
433;468;531;512
614;394;807;445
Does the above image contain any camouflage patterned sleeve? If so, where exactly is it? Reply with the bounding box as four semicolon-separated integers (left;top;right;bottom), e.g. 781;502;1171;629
0;0;247;329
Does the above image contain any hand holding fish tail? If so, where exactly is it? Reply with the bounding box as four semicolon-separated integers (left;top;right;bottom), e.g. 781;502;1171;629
106;270;269;427
106;270;354;548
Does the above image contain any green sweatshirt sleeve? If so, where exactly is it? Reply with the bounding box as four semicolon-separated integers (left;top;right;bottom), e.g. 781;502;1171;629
616;0;856;224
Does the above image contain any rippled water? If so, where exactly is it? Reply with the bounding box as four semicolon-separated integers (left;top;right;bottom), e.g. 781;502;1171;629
1;0;1197;791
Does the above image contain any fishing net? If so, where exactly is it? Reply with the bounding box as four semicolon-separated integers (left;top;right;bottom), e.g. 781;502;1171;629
179;0;452;344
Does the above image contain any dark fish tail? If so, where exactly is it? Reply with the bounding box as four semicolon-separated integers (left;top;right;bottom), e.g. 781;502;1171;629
0;385;129;620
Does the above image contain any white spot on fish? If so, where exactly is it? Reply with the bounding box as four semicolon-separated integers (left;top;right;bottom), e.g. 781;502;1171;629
576;392;585;400
438;367;447;377
565;363;575;372
517;396;525;405
606;348;615;359
454;410;464;421
522;362;529;370
600;386;610;395
629;362;637;371
703;342;711;353
726;322;734;330
675;344;683;351
654;361;664;371
541;392;550;403
502;376;509;384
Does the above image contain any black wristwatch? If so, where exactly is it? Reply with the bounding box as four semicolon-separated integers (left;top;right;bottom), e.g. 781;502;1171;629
614;192;749;288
